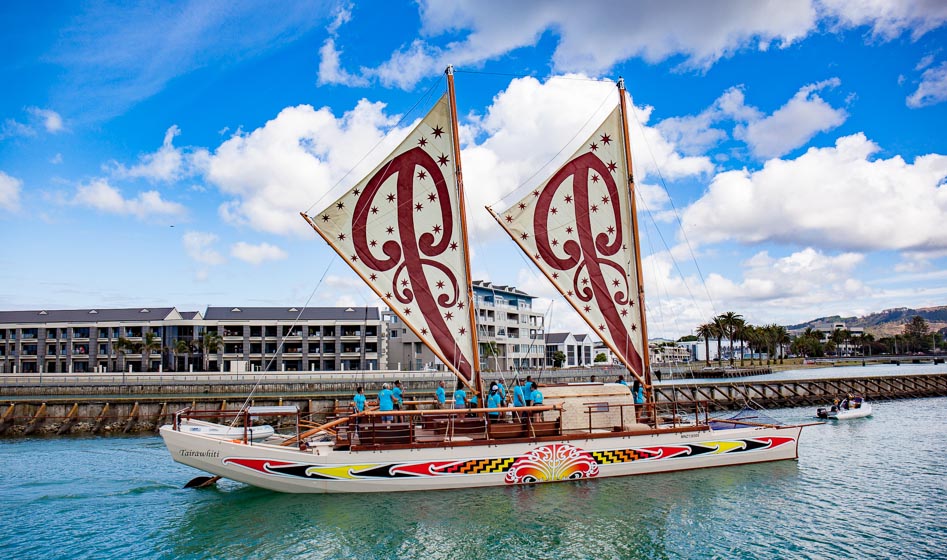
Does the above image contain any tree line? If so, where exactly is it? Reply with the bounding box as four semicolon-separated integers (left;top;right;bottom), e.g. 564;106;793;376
689;313;942;367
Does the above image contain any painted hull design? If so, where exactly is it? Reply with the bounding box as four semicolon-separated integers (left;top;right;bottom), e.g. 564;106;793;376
161;424;801;493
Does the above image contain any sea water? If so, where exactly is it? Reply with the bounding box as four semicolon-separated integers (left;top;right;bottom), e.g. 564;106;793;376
1;397;945;559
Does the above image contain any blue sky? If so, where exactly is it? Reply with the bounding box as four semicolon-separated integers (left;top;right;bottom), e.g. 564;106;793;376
2;0;946;339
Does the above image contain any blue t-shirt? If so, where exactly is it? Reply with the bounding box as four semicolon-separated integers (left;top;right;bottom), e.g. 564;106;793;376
635;386;645;404
487;391;502;415
618;379;628;386
378;388;394;411
512;385;526;407
469;394;478;406
531;389;543;405
353;393;366;412
497;382;506;399
454;388;467;406
435;386;446;404
393;386;403;405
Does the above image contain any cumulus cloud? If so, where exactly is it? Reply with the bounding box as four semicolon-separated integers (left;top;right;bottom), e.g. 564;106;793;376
198;99;411;237
820;0;947;40
111;125;191;182
0;171;23;211
183;231;225;266
681;133;947;252
72;178;186;218
907;61;947;108
317;38;369;87
26;107;64;133
230;241;288;264
735;78;847;159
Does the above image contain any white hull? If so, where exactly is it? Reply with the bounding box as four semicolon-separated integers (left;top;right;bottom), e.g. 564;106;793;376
160;423;802;493
828;403;872;420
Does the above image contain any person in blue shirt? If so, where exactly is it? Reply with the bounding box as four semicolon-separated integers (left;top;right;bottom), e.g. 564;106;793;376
467;392;479;417
378;383;394;423
487;383;502;422
524;375;534;406
352;386;366;425
512;379;526;422
392;380;404;410
617;375;628;386
497;381;506;401
530;382;544;421
453;386;467;408
435;380;446;409
632;380;645;404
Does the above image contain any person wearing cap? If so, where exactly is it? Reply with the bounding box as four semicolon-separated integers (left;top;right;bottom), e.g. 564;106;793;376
378;383;394;423
435;380;446;409
487;383;502;422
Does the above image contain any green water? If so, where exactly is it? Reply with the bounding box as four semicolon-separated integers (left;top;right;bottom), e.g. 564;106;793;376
2;398;945;559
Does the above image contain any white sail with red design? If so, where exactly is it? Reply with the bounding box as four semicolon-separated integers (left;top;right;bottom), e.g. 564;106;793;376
490;103;646;383
303;92;478;387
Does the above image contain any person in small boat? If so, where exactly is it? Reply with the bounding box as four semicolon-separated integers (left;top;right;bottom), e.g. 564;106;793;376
393;380;404;410
840;396;850;410
378;383;395;423
530;382;544;421
435;380;446;409
352;386;366;424
487;383;502;422
852;396;863;409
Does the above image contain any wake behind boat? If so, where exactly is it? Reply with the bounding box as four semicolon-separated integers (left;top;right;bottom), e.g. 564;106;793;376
161;66;808;493
817;396;872;420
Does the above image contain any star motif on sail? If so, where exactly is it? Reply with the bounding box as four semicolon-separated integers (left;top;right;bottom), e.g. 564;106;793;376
350;254;358;262
415;202;424;212
607;161;617;172
505;215;513;223
386;193;395;203
384;292;392;299
601;195;609;204
458;327;466;335
370;206;379;214
457;301;465;309
630;324;637;331
551;239;559;246
598;324;606;331
418;170;427;180
620;309;628;317
552;272;559;279
564;195;573;204
432;125;444;138
600;133;612;145
520;232;529;240
321;214;330;222
449;241;458;251
590;204;599;213
611;279;620;287
533;190;540;197
606;226;615;234
418;137;428;147
386;226;394;235
336;202;345;210
353;189;361;196
427;192;437;202
401;279;409;287
518;202;527;210
432;224;442;233
436;280;445;289
444;311;454;321
404;308;412;315
589;142;598;151
369;273;377;281
551;207;558;214
337;233;346;241
437;154;449;166
420;328;428;335
591;174;600;183
566;226;574;234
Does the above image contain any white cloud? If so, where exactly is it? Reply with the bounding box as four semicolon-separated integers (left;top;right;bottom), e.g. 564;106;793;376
0;118;35;140
734;78;847;159
820;0;947;40
230;241;288;264
111;125;189;182
681;133;947;252
72;178;186;218
356;0;817;88
50;153;63;165
317;38;369;87
199;99;411;237
326;2;353;35
0;171;23;211
183;231;225;266
907;61;947;108
26;107;64;133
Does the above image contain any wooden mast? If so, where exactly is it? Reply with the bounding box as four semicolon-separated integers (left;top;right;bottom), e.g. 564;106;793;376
617;77;653;400
446;65;484;399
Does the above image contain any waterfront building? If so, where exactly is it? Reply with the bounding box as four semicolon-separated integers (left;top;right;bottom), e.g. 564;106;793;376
0;306;384;374
386;280;546;372
545;332;595;367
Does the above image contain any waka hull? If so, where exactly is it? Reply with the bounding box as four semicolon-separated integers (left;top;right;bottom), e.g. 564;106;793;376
160;424;802;494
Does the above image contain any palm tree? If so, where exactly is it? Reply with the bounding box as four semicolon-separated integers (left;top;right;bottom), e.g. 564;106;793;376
712;316;726;367
174;339;191;372
141;331;161;372
717;312;743;367
829;329;846;358
201;331;223;372
114;336;132;373
735;320;749;367
775;325;790;364
695;323;714;367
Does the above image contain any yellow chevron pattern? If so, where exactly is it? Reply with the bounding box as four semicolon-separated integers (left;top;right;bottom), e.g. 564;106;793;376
591;449;645;464
456;457;516;474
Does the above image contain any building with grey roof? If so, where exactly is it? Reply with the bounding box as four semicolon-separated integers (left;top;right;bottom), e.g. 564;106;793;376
0;305;384;374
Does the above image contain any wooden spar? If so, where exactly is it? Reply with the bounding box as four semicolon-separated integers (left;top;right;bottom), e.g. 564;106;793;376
446;64;484;400
301;211;477;393
617;77;653;398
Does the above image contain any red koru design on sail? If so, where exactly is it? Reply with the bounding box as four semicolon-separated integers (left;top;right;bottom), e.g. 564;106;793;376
534;151;643;373
351;146;473;381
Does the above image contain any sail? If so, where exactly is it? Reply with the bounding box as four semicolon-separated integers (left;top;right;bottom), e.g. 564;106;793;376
492;105;646;381
306;94;477;385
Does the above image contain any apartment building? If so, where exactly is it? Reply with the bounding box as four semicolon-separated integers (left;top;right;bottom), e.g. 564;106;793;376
545;332;595;367
0;306;384;374
386;280;546;372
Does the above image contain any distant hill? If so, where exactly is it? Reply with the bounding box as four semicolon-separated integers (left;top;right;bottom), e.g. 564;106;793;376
786;306;947;337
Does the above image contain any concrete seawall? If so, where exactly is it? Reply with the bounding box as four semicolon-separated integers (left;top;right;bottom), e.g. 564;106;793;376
2;372;945;437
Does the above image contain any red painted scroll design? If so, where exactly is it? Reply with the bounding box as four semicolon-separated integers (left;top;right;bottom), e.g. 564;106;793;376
352;146;472;381
533;151;643;374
